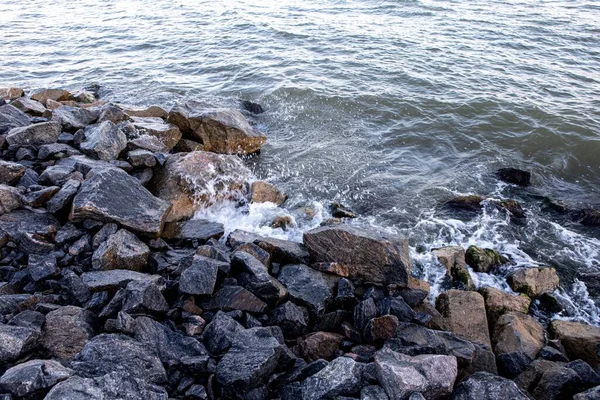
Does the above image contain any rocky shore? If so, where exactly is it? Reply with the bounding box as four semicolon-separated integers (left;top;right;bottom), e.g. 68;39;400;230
0;86;599;400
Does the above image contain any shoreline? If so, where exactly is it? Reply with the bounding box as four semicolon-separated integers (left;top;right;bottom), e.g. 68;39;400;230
0;86;599;399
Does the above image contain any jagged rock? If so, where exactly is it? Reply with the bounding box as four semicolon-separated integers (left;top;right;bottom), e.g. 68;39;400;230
45;371;169;400
204;285;267;313
11;96;47;116
53;106;98;131
0;184;22;215
538;345;568;362
492;199;526;219
9;310;45;332
365;315;399;342
22;185;60;208
71;167;171;236
480;286;530;327
566;360;600;389
575;387;600;400
251;181;287;205
122;105;168;118
0;209;60;254
269;301;309;339
6;120;61;146
514;359;559;393
216;327;285;393
30;88;72;104
122;280;168;315
436;290;491;348
361;385;389;400
492;312;545;359
28;253;59;282
550;320;600;368
131;116;182;152
72;333;167;383
228;230;310;264
336;277;357;309
445;195;485;211
82;269;164;292
39;164;79;186
301;357;363;399
129;134;169;152
380;296;417;323
303;224;410;286
507;267;560;297
496;168;531;186
149;151;250;222
46;178;80;213
179;255;225;296
162;219;224;241
78;121;127;160
465;245;508;273
0;359;73;397
298;331;344;362
127;149;156;167
0;87;24;100
532;366;581;400
496;351;532;378
452;371;529;399
354;298;378;333
168;102;267;154
202;311;244;354
92;229;150;271
0;104;29;135
0;323;39;362
278;264;336;315
0;160;28;185
41;305;95;360
232;251;288;305
375;348;457;400
96;103;130;124
330;202;357;218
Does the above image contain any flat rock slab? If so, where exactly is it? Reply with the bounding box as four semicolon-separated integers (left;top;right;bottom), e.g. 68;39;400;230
0;104;30;135
82;269;164;292
303;224;410;286
6;120;61;146
162;218;224;241
228;229;310;264
436;289;491;348
70;167;171;237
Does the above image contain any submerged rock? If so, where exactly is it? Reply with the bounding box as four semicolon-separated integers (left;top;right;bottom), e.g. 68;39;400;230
445;195;485;212
507;267;560;297
251;181;287;205
578;208;600;226
432;246;474;289
330;201;357;218
241;100;265;114
451;371;529;399
496;168;531;186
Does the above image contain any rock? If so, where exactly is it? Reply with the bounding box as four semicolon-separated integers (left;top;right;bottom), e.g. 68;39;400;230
232;251;288;305
492;312;545;359
436;290;491;348
204;285;268;313
0;323;39;362
432;246;474;289
250;181;287;205
496;351;533;378
278;264;336;315
375;348;457;400
451;371;529;399
578;208;600;226
354;298;379;333
229;230;310;264
149;151;250;222
574;387;600;400
493;199;526;219
45;371;169;400
0;104;30;135
269;301;309;339
566;359;600;389
179;255;224;296
0;209;60;254
41;305;95;360
122;280;169;315
11;97;47;116
28;253;59;282
297;331;344;362
131;116;182;152
0;184;22;215
122;105;168;118
272;215;294;230
202;311;244;354
496;168;531;186
0;359;73;397
538;345;569;362
361;385;389;400
72;333;167;383
22;185;60;208
531;366;581;400
71;167;171;236
301;357;363;399
129;134;170;152
364;315;399;342
241;100;265;114
303;224;410;286
134;316;207;367
9;310;45;332
53;106;98;131
216;327;284;393
162;219;224;242
0;160;28;185
329;201;357;218
445;195;485;211
92;229;150;271
81;269;164;292
74;90;97;103
168;102;267;154
550;320;600;368
514;359;560;393
6;120;61;146
480;286;530;327
507;267;560;297
96;103;129;124
39;164;79;186
30;88;72;105
44;181;79;215
0;88;24;100
465;245;508;273
127;149;156;167
78;121;127;160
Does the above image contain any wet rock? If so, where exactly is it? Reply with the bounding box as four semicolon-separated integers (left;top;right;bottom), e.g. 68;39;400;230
269;301;309;339
53;106;99;131
492;312;545;360
228;229;310;264
131;116;182;151
46;178;80;213
241;100;264;114
30;88;72;105
0;160;28;185
41;305;96;360
465;245;508;273
0;209;60;254
122;280;169;315
81;269;164;292
375;348;457;400
480;286;530;327
11;96;47;116
364;315;399;342
550;320;600;368
432;246;474;289
179;255;224;296
250;181;287;205
6;120;61;146
202;311;244;354
232;251;287;305
0;323;39;362
445;195;485;211
0;359;73;397
298;331;344;362
28;253;59;282
301;357;363;399
92;229;150;271
436;289;491;348
45;371;169;400
72;333;167;383
532;366;581;400
162;218;224;242
78;121;127;160
168;102;267;154
578;208;600;226
507;267;560;297
204;285;268;313
303;224;410;286
0;104;30;135
452;371;529;399
71;167;171;236
0;184;22;215
496;168;531;186
0;87;24;101
493;199;526;219
149;151;250;222
278;264;336;316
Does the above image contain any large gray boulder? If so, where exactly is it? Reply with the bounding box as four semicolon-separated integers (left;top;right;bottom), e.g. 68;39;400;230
303;224;410;286
92;229;150;271
301;356;363;399
70;167;171;237
0;359;73;397
451;371;529;399
278;264;337;315
78;121;127;161
0;104;30;135
6;120;61;146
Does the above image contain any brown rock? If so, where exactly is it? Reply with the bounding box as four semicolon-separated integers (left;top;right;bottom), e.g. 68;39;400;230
508;267;560;297
312;262;351;277
131;116;182;152
445;195;485;211
364;315;399;342
492;312;546;359
433;246;474;289
30;88;72;105
11;97;47;116
409;277;431;295
0;184;22;215
436;289;491;348
550;320;600;368
271;215;293;230
297;331;343;362
480;286;530;327
121;105;168;118
0;88;24;100
41;306;95;360
91;229;150;271
251;181;287;205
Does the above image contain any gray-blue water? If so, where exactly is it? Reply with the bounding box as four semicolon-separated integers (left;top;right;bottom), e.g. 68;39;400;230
1;0;599;323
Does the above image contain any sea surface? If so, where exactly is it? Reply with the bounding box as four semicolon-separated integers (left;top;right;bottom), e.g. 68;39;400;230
1;0;599;324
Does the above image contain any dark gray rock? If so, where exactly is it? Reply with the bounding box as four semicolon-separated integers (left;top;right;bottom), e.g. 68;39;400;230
531;366;581;400
574;386;600;400
282;359;328;384
162;218;224;242
71;167;171;237
22;185;60;208
41;305;96;360
204;285;267;313
28;253;59;282
361;385;390;400
566;360;600;389
301;357;363;399
0;359;73;397
53;106;98;131
38;164;79;186
46;179;81;213
452;371;529;399
55;222;85;245
201;311;244;354
78;121;127;161
122;280;169;315
380;296;417;322
38;143;81;160
269;301;309;339
0;209;60;254
0;323;39;362
232;251;287;306
538;345;569;362
0;160;28;185
8;310;45;333
278;264;336;316
81;269;164;292
514;359;560;394
6;120;61;146
59;270;92;305
336;277;357;309
354;298;379;333
92;222;118;248
127;149;156;167
496;351;532;378
92;229;150;271
0;104;30;135
11;96;46;116
179;255;225;296
496;168;531;186
228;230;310;264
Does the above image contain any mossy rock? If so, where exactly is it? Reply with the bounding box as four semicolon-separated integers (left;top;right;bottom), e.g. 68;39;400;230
465;245;508;273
